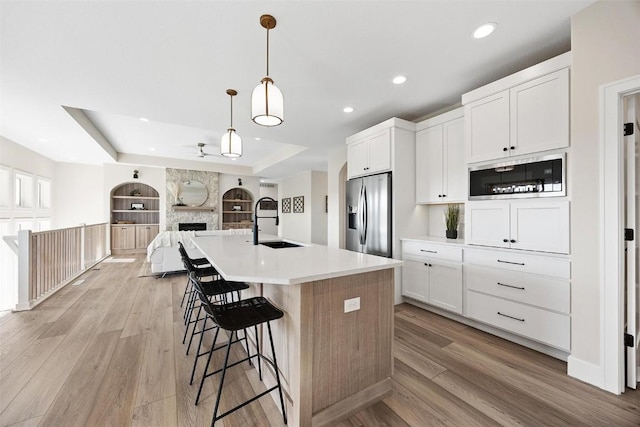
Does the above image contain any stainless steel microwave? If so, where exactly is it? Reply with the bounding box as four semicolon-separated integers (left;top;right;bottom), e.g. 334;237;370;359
469;153;565;199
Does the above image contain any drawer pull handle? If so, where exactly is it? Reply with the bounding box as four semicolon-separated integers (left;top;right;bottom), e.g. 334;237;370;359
424;263;432;267
497;312;525;322
497;282;525;290
497;259;525;266
420;249;437;253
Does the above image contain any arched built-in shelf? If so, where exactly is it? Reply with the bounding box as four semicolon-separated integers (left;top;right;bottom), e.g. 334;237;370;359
222;188;253;230
110;182;160;253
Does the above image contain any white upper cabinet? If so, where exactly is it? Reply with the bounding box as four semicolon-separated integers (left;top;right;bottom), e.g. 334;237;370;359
509;68;569;156
347;128;391;179
465;199;570;254
462;53;571;164
465;91;510;163
416;108;465;203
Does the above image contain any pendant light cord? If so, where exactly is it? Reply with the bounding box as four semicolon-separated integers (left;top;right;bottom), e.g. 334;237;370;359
230;93;233;128
266;27;270;76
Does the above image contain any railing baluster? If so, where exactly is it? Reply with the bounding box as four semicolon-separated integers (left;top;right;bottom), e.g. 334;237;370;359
11;223;109;311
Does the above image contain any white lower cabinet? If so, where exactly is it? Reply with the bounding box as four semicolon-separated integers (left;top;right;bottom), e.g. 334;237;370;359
402;238;572;355
466;291;570;351
464;247;571;351
402;241;463;314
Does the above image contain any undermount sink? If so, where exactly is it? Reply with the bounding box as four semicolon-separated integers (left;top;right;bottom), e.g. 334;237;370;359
259;240;302;249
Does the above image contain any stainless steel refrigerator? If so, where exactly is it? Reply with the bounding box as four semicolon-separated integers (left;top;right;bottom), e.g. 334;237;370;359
346;172;392;257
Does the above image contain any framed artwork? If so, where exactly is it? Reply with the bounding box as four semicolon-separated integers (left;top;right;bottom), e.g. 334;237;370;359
293;196;304;213
281;197;291;213
260;199;277;210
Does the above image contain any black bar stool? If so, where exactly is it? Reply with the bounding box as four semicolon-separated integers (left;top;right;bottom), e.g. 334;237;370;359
178;241;216;309
190;277;287;426
186;272;251;383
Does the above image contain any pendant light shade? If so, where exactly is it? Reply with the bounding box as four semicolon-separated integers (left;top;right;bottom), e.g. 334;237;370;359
221;89;242;158
251;14;283;127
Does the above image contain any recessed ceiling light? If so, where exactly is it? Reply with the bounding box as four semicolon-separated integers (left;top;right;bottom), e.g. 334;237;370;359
255;137;261;141
148;147;156;151
392;75;407;85
38;138;47;142
139;117;149;122
343;107;355;113
231;158;237;161
473;22;497;39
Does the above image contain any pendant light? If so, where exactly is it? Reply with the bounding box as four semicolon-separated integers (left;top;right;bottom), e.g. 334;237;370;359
221;89;242;158
251;14;283;127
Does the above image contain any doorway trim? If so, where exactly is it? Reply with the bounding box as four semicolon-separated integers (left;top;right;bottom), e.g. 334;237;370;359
601;74;640;394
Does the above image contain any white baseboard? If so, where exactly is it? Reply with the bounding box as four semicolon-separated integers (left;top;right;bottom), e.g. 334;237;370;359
567;355;604;389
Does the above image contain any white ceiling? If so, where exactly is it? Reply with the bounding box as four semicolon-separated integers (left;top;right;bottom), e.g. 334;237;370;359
0;0;594;179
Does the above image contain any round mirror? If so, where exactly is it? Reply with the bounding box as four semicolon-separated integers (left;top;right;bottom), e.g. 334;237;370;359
180;180;208;206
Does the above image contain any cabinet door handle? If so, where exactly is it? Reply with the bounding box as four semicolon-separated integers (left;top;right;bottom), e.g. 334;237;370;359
442;194;446;197
503;147;508;152
497;312;525;322
510;239;516;243
503;239;509;243
420;249;437;253
510;146;516;150
423;263;432;267
497;259;525;266
497;282;525;290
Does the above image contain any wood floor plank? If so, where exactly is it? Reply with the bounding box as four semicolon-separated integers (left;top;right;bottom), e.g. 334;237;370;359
393;359;502;427
393;340;446;380
0;335;64;415
0;320;53;368
95;276;139;334
132;396;178;427
84;334;145;426
382;381;451;427
354;400;411;427
121;279;155;338
38;288;106;338
135;306;176;408
442;342;640;426
0;307;107;425
38;330;121;427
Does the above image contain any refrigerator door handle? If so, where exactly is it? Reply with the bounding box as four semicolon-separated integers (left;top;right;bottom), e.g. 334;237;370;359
362;185;368;246
358;185;364;245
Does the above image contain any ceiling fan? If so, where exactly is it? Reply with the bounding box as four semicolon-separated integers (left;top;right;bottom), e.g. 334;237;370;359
196;142;219;158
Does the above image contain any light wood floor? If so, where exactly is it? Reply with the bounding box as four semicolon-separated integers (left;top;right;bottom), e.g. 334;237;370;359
1;255;639;426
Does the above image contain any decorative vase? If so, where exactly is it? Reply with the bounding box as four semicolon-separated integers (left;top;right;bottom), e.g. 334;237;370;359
446;229;458;239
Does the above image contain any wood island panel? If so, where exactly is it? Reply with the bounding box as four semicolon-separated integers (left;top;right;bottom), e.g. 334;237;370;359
254;268;394;427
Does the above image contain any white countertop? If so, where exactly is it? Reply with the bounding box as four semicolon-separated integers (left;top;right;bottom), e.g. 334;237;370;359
401;235;466;246
191;234;403;285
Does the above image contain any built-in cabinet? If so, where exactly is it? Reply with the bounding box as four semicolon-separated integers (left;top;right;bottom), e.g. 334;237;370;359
465;200;570;254
110;182;159;253
464;65;569;163
221;188;253;230
346;128;391;179
464;246;571;351
415;108;466;203
111;224;159;251
401;240;463;314
401;237;572;355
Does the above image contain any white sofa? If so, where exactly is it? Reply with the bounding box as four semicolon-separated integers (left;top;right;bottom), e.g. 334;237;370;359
146;230;235;274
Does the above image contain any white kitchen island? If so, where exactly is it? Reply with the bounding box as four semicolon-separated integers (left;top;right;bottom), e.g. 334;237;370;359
192;234;402;427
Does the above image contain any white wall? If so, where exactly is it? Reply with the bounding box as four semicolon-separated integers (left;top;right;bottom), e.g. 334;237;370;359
55;163;105;228
569;0;640;376
310;171;328;245
327;146;347;248
279;171;312;243
278;170;328;244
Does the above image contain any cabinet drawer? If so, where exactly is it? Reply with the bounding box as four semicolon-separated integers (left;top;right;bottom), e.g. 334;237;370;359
464;247;570;279
466;291;570;351
465;264;570;314
402;241;462;262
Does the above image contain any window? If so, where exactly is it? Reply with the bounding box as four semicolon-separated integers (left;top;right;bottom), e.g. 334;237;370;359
0;167;10;209
15;173;34;208
37;178;51;209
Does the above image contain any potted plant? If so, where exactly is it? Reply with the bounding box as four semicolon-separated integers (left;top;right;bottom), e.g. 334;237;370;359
444;204;460;239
